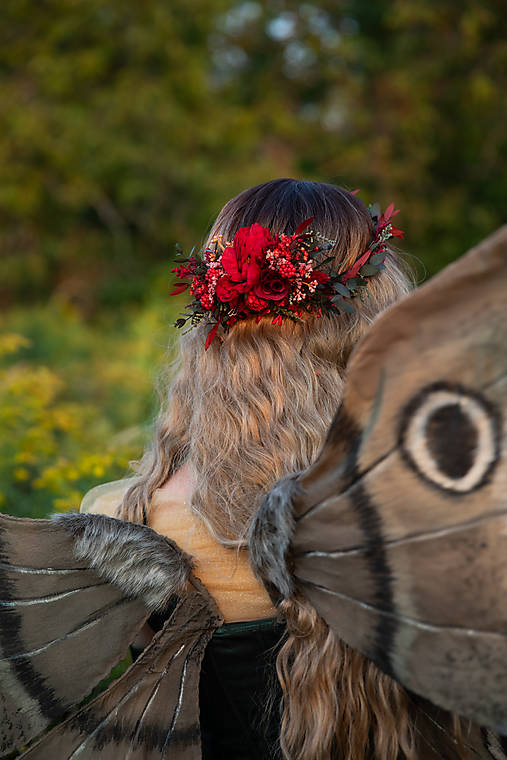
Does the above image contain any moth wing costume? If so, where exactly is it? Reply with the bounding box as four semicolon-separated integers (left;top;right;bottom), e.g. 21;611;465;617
251;225;507;733
0;513;222;759
1;225;507;759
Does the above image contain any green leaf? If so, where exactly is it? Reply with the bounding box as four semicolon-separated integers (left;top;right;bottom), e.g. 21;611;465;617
319;255;334;267
333;282;351;297
359;263;379;276
331;295;355;313
369;252;385;265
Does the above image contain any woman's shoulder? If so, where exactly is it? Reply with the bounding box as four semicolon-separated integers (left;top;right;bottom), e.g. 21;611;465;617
80;476;140;517
79;463;193;519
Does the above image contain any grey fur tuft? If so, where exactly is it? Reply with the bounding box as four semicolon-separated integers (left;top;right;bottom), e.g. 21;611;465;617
53;513;194;610
248;474;299;601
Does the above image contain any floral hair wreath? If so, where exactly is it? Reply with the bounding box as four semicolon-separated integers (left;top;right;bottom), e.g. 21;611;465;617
170;197;403;349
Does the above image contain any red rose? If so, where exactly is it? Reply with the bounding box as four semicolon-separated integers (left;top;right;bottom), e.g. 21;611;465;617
245;292;269;312
221;223;273;289
253;270;290;302
215;275;245;303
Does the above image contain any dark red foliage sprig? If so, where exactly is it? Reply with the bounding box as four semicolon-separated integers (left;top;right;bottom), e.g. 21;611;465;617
170;201;403;349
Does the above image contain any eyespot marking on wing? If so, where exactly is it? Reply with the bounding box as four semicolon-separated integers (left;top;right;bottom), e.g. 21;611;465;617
399;383;501;493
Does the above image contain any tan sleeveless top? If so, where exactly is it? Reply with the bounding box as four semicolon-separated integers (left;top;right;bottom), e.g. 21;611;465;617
80;478;276;623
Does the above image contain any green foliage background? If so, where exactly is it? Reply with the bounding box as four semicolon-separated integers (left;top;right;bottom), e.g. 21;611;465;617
1;0;506;517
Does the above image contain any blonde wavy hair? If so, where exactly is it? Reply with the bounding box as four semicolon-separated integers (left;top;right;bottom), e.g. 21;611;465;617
119;179;471;758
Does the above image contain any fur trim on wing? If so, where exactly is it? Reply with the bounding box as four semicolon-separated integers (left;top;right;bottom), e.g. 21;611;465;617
53;513;194;611
248;474;299;601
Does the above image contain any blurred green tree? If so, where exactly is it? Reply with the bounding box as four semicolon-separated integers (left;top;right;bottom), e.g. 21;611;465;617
1;0;505;312
213;0;507;271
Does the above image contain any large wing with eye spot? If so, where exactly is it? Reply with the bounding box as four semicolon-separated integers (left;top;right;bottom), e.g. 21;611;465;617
0;512;198;758
250;226;507;732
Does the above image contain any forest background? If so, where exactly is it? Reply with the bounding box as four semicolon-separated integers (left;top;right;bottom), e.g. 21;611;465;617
1;0;506;518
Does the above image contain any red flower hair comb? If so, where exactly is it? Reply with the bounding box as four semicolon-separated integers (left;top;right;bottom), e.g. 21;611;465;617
170;200;403;349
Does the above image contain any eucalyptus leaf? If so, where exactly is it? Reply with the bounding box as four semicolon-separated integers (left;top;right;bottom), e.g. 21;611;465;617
369;202;381;219
333;282;351;297
370;252;385;265
319;255;334;267
359;263;379;276
331;295;355;313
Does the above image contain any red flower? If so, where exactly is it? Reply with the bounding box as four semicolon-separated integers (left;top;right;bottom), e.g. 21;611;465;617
171;257;198;280
215;275;245;303
379;204;404;238
312;270;330;284
253;270;289;302
245;292;269;311
221;224;273;289
388;225;404;238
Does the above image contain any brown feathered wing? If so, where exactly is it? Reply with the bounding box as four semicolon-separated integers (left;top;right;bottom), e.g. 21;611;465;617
17;579;222;760
0;512;222;759
250;225;507;733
